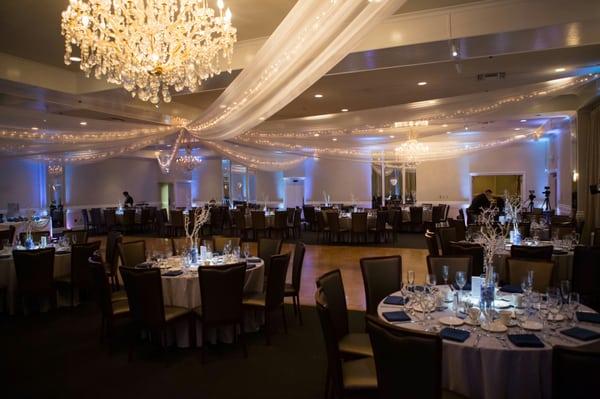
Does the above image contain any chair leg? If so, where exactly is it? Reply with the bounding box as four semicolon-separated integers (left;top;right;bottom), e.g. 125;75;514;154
296;295;303;325
281;305;288;334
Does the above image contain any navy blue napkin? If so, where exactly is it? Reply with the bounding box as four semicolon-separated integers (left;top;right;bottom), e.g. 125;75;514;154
508;334;544;348
440;328;470;342
500;284;523;294
576;312;600;324
452;282;472;291
561;327;600;341
162;270;183;277
383;296;408;306
382;311;411;323
135;262;154;269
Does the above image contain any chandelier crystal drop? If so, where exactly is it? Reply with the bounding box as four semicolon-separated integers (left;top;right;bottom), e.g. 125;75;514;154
61;0;237;104
175;145;202;171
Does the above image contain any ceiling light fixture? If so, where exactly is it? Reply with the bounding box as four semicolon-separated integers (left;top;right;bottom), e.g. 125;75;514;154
341;108;349;112
31;127;39;131
61;0;236;104
389;135;395;138
69;56;81;62
417;81;427;86
314;133;320;137
175;145;202;171
514;128;521;131
332;138;337;141
314;94;324;98
520;119;527;122
442;124;448;127
79;121;87;126
555;67;566;72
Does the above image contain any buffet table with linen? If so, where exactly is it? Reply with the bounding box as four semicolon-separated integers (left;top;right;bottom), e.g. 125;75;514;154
0;247;70;314
377;286;600;399
159;255;265;348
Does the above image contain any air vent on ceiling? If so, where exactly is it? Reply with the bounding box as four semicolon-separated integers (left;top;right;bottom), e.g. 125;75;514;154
477;72;506;81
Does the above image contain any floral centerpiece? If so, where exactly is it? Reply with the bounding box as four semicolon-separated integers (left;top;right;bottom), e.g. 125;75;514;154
183;207;210;264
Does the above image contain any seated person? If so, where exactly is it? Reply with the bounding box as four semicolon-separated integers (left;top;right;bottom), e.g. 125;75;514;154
123;191;134;207
468;189;493;214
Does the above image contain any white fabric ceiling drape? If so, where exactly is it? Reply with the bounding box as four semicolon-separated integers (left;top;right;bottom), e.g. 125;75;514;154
186;0;407;140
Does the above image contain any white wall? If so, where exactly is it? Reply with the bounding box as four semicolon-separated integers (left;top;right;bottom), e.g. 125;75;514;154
255;170;283;204
66;157;161;207
192;158;222;203
0;158;44;211
416;140;550;207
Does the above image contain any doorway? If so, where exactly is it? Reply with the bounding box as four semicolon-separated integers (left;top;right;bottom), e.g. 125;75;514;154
159;183;172;211
471;174;523;199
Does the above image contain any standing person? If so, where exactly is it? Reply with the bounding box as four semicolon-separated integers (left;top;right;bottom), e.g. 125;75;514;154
468;189;493;214
123;191;134;207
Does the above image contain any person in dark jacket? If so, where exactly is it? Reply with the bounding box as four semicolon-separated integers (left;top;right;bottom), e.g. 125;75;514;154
468;189;493;214
123;191;134;207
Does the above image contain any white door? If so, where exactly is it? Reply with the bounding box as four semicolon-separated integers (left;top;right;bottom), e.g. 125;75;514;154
284;178;304;209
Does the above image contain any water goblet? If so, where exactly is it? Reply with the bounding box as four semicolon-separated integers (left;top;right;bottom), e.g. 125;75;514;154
547;287;561;335
455;271;466;301
426;274;437;289
224;240;232;255
560;280;570;305
441;265;449;286
233;245;240;259
242;242;250;258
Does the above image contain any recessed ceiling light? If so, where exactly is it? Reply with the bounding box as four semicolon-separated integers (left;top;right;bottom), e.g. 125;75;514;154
69;56;81;62
442;124;448;127
417;81;427;86
43;119;47;122
219;104;227;109
378;129;384;133
446;131;451;134
520;119;527;122
514;128;521;131
259;117;265;121
515;134;526;139
332;138;337;141
555;67;566;72
31;127;39;130
314;94;323;98
314;133;320;137
79;121;87;126
341;108;348;112
389;135;395;138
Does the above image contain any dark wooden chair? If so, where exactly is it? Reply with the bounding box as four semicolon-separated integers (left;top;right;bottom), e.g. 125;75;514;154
284;242;306;324
507;258;554;292
437;226;457;256
118;240;147;268
427;255;472;285
55;241;101;307
303;205;316;231
326;211;349;243
104;231;122;290
89;208;103;234
553;342;600;399
572;246;600;311
0;225;16;247
366;314;462;399
449;242;485;276
316;211;330;243
243;253;290;345
316;269;373;358
62;229;88;244
89;256;129;348
13;247;56;312
370;210;391;243
315;289;376;399
351;212;368;243
195;262;247;362
120;267;193;360
251;211;270;240
258;238;282;278
510;245;553;261
122;209;137;234
170;210;185;237
409;206;424;233
360;256;403;316
425;230;440;257
272;211;289;239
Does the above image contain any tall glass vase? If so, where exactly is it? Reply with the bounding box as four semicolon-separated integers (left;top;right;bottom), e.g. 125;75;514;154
480;264;495;325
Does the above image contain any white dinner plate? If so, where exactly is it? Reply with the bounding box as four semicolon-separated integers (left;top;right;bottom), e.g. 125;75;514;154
522;320;543;331
482;321;508;333
493;299;512;309
438;316;464;326
410;303;436;313
547;313;565;322
465;318;481;326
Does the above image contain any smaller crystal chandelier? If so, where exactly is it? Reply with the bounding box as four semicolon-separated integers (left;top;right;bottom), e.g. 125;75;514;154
48;163;64;177
176;145;202;171
394;130;429;165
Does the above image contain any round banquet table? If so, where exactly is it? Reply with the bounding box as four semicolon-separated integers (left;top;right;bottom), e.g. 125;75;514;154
0;248;71;314
160;256;265;348
377;286;600;399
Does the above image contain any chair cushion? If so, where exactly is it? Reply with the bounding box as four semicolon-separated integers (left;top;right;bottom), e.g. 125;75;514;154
110;290;127;302
112;300;130;316
242;292;266;307
339;333;374;357
164;306;190;322
342;357;377;390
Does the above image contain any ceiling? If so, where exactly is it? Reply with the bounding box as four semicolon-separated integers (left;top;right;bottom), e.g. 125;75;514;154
0;0;599;163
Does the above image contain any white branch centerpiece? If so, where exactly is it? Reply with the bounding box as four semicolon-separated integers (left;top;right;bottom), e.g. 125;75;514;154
183;207;210;263
503;191;523;244
473;206;507;275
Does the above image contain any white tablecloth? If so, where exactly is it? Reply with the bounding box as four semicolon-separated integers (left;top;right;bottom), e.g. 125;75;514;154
0;218;53;244
0;250;70;314
378;288;600;399
161;259;265;348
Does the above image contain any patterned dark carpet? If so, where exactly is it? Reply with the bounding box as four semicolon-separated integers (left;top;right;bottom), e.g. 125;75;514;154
0;303;372;399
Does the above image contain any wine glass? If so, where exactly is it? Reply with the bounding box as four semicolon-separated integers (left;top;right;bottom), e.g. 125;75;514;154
455;271;466;295
407;270;415;290
441;265;449;286
547;287;561;335
568;292;580;326
242;242;250;258
233;245;240;259
426;273;437;289
224;240;232;255
560;280;571;305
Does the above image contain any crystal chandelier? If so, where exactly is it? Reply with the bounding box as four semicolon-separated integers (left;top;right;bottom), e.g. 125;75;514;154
61;0;237;104
48;163;64;176
176;145;202;171
394;129;429;164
